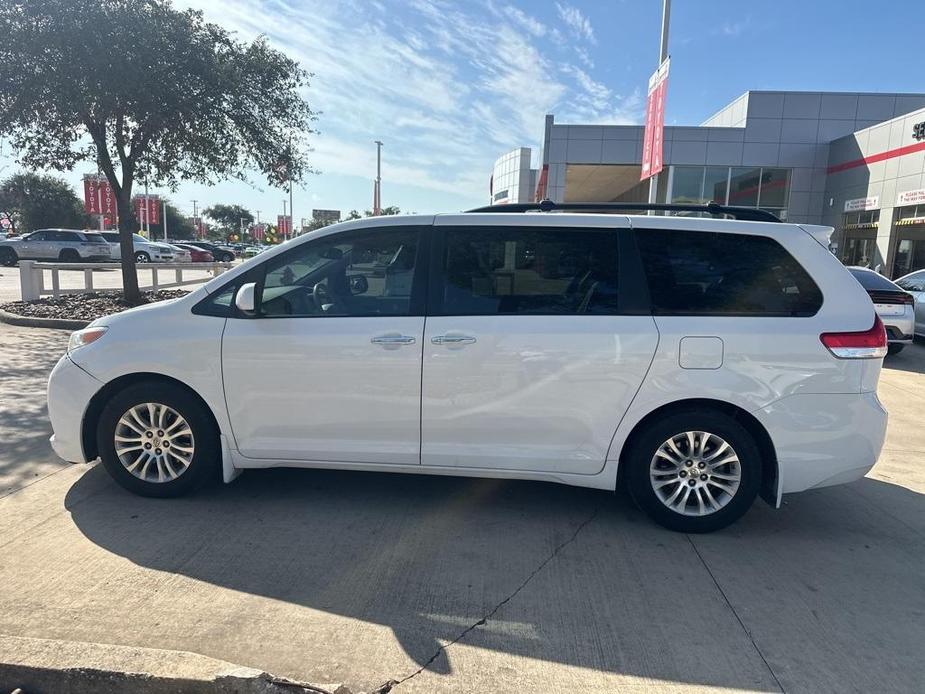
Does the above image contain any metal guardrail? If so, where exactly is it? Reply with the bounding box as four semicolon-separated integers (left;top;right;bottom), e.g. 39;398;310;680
18;260;233;301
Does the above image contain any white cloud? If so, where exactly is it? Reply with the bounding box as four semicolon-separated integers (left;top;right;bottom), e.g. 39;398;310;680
174;0;634;204
575;46;595;69
500;4;547;37
555;2;596;45
719;18;750;36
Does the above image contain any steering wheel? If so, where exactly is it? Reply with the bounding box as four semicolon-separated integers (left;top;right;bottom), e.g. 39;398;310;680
312;281;331;310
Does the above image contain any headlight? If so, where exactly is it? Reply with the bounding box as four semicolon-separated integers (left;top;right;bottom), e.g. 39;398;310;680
68;326;108;352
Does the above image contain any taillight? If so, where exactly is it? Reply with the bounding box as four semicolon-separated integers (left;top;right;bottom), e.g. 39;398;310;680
820;315;887;359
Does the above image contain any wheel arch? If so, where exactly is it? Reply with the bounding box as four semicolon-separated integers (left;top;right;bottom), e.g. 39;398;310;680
616;398;779;506
81;372;222;461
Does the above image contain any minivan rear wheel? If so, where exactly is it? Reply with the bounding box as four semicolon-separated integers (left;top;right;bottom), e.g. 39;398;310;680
625;410;761;533
96;382;219;497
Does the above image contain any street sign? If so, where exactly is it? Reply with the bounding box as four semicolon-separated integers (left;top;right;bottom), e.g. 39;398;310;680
641;57;670;181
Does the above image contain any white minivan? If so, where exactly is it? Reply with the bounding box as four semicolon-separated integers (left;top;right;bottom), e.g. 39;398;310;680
47;202;888;532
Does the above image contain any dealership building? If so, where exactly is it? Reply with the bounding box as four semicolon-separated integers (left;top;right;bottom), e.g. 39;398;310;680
490;90;925;278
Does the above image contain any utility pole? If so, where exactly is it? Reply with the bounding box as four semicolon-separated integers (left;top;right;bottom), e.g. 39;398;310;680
647;0;671;212
373;140;383;215
143;179;150;235
192;199;199;238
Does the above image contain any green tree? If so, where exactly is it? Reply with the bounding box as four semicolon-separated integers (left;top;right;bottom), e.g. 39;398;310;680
0;0;316;303
204;204;254;240
0;173;89;235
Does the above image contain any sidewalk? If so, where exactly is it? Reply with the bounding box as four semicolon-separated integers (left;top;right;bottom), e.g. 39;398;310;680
2;320;924;693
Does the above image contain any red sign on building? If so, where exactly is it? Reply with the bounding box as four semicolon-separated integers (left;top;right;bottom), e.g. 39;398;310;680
640;57;670;181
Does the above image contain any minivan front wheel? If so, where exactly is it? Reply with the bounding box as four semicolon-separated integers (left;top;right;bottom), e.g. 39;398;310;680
625;411;761;533
97;382;219;497
135;251;150;263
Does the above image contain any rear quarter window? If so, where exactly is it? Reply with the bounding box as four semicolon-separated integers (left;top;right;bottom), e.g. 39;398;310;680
635;228;823;316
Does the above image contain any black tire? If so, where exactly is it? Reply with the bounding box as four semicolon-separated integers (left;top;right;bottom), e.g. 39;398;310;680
0;247;18;266
625;410;761;533
59;248;80;262
887;344;904;355
220;251;234;262
96;381;220;497
134;251;150;263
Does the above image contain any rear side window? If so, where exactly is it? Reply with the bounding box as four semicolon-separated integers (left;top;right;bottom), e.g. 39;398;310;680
439;226;619;315
635;229;822;316
82;233;107;243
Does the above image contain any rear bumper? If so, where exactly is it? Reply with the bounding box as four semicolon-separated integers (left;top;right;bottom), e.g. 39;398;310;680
754;391;887;497
882;312;914;343
47;354;103;463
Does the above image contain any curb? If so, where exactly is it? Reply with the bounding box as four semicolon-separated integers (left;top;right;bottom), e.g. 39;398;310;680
0;308;89;331
0;634;353;694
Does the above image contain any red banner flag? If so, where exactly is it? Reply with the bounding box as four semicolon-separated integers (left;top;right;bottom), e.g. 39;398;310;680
277;215;292;235
133;195;161;226
83;176;100;214
641;57;670;181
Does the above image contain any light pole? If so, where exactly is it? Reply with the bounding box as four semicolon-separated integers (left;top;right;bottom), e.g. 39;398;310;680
647;0;671;211
192;199;199;238
162;199;168;241
373;139;383;215
282;199;288;240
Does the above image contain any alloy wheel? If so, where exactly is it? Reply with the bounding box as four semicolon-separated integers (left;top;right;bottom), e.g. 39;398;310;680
649;431;741;516
114;402;195;483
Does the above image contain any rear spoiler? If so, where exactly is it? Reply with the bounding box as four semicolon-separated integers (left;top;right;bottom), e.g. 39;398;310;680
798;224;834;248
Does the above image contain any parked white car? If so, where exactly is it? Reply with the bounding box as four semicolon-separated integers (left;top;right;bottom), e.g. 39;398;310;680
99;232;175;263
47;202;888;532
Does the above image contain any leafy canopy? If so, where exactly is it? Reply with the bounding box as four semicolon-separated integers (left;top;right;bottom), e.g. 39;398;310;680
0;173;89;234
0;0;317;195
204;204;255;234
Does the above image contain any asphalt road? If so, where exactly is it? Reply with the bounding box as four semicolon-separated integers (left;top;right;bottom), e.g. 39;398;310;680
1;321;923;693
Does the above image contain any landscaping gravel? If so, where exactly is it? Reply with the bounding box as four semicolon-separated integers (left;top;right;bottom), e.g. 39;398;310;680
1;290;189;322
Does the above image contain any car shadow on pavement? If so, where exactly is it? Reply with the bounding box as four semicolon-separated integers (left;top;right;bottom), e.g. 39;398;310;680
63;463;925;692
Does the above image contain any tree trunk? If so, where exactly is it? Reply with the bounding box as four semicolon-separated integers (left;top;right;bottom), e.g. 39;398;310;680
116;193;141;305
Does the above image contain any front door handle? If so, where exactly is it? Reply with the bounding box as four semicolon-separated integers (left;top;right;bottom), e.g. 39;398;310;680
371;334;416;346
431;334;477;345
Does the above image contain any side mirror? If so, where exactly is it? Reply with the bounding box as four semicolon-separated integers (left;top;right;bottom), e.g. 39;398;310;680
349;274;369;295
235;282;257;315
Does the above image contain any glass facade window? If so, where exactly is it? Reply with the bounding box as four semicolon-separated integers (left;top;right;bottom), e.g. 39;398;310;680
667;166;790;219
670;166;704;204
757;168;790;209
728;167;761;207
703;167;728;204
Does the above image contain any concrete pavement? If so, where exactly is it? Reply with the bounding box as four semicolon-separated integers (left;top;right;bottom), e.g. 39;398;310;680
1;320;924;693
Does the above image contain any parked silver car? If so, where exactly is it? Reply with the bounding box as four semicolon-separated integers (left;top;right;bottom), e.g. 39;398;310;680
0;229;112;266
894;269;925;338
99;232;175;263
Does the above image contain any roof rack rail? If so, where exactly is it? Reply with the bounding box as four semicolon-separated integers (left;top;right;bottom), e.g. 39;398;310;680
465;200;782;223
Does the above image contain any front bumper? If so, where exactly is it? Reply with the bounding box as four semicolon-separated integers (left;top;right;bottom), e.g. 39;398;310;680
47;354;103;463
755;391;888;497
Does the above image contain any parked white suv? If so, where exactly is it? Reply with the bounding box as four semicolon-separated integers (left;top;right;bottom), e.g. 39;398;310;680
0;229;112;265
47;202;888;532
99;232;175;263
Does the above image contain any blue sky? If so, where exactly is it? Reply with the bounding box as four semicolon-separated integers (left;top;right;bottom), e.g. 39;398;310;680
3;0;924;224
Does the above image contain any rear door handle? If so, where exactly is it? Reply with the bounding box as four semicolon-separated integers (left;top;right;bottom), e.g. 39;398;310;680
431;334;477;345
